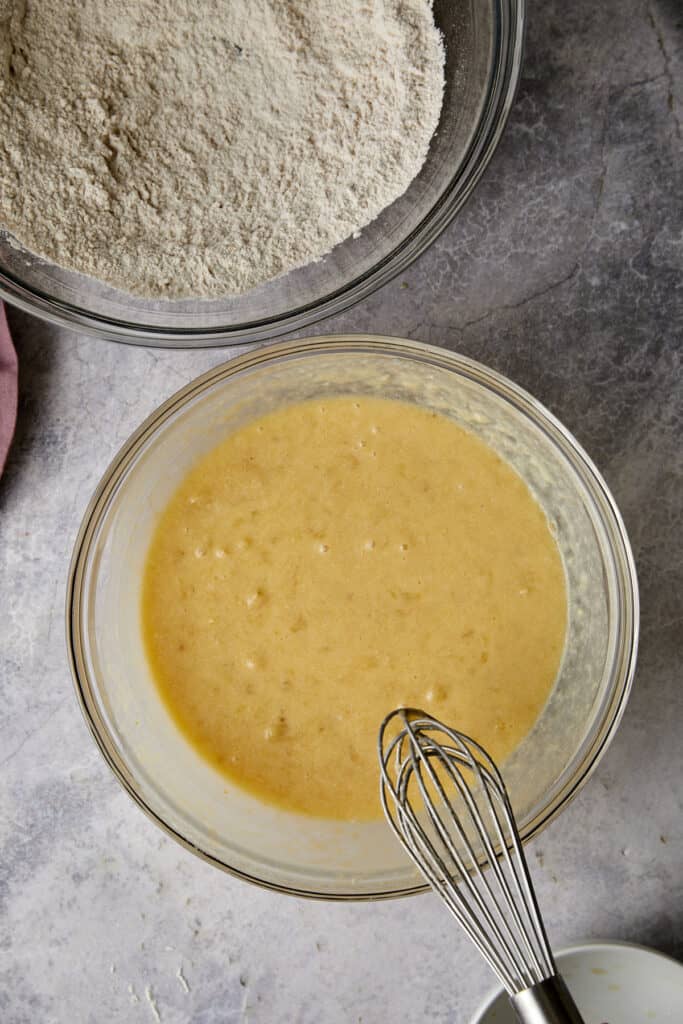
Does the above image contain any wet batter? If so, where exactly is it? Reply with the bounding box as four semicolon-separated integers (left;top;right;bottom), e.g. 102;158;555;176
142;397;567;819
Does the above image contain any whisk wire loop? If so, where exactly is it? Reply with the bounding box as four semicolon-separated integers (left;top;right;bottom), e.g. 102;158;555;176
391;741;519;985
403;727;537;989
378;709;557;995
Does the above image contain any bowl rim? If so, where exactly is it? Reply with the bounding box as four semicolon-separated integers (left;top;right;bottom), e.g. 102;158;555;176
1;0;526;347
66;334;639;899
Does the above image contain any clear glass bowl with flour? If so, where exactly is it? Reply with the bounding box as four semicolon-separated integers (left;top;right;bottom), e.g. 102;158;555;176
67;336;638;898
0;1;524;345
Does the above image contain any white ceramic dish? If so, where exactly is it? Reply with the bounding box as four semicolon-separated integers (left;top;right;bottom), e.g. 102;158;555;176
471;941;683;1023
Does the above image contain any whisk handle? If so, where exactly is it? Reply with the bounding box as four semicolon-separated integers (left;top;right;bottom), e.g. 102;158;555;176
510;975;586;1024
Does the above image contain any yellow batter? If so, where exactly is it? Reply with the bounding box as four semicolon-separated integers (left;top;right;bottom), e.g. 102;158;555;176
142;397;567;820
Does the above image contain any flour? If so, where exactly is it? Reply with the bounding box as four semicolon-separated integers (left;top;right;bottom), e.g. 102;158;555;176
0;1;444;299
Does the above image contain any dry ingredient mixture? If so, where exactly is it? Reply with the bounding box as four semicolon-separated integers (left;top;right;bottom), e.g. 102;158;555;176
0;0;444;299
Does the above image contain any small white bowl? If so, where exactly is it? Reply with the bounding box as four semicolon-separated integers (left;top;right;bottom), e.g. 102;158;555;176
470;941;683;1024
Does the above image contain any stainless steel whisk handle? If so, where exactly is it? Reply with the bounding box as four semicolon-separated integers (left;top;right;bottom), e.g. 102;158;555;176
378;710;589;1024
511;975;585;1024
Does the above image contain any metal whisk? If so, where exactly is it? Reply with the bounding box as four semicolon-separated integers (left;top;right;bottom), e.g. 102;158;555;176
378;709;586;1024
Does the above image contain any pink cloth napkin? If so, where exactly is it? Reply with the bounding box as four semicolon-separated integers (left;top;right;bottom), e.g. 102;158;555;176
0;302;18;475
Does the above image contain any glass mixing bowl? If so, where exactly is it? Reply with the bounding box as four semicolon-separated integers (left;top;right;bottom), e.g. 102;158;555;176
67;336;638;899
1;1;524;346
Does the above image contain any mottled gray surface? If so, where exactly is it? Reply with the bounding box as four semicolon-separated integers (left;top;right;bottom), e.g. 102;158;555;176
1;0;682;1021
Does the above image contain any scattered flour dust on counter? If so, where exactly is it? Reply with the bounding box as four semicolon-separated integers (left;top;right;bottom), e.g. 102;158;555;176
0;0;444;298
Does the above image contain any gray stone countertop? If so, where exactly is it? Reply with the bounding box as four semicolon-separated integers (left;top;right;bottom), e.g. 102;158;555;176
1;1;681;1021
